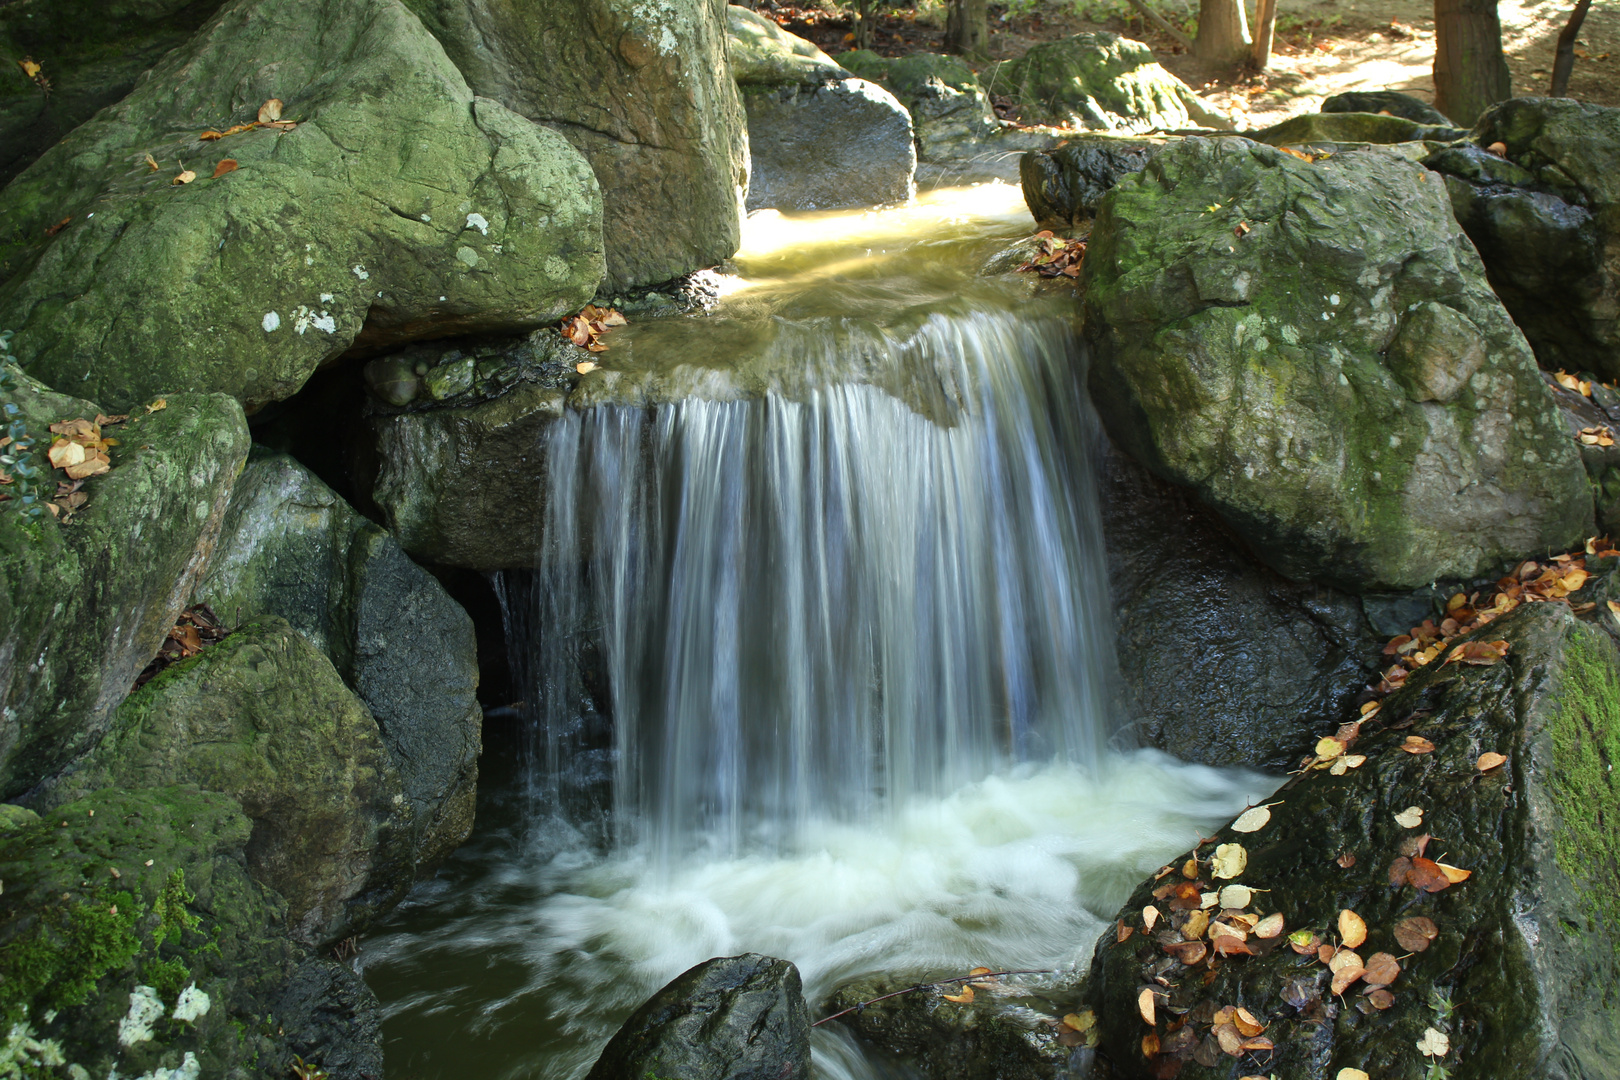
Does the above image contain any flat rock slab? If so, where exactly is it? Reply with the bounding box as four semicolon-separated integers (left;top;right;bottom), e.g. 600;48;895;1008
743;79;915;212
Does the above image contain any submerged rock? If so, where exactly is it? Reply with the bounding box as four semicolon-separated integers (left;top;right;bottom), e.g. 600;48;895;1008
991;33;1229;133
1102;447;1378;772
194;451;482;876
1084;600;1620;1079
743;78;917;211
0;0;604;413
0;786;298;1080
0;373;249;798
405;0;747;293
40;617;413;945
1083;137;1591;591
1426;98;1620;380
588;953;811;1080
1020;135;1166;233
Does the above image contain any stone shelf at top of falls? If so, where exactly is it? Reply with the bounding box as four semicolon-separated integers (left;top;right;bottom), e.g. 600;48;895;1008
357;184;1087;571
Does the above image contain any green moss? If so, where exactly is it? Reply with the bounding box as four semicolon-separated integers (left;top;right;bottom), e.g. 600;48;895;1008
152;870;201;950
1552;630;1620;946
143;957;192;1002
0;886;143;1023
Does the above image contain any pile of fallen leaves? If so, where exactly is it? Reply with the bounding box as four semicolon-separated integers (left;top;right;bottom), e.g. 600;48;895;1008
558;304;627;372
1015;232;1085;278
43;413;127;519
134;604;232;689
1371;539;1614;697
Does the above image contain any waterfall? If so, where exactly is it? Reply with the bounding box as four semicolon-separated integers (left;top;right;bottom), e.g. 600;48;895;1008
508;307;1119;858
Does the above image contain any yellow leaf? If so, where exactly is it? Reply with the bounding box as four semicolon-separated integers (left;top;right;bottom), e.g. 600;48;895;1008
1061;1011;1095;1032
1137;987;1156;1026
1436;862;1471;883
18;59;40;79
144;153;160;171
1230;804;1273;833
1315;736;1345;760
258;98;284;124
1338;1070;1371;1080
145;399;168;413
1477;751;1508;772
64;456;110;480
941;985;974;1005
1210;843;1247;879
172;169;196;185
575;361;598;374
1182;910;1209;939
1338;908;1367;948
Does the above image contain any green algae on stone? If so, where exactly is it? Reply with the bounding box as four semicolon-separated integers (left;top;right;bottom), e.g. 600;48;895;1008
0;374;249;798
991;33;1229;133
1250;111;1464;147
1082;137;1591;591
40;617;413;946
1551;631;1620;950
0;0;605;414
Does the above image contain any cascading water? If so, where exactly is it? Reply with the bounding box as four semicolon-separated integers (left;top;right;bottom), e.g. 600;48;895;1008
362;187;1278;1080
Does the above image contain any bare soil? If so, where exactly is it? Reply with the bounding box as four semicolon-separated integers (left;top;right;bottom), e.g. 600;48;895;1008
759;0;1618;128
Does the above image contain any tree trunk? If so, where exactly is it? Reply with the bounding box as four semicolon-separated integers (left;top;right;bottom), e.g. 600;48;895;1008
1194;0;1251;65
945;0;989;57
1252;0;1279;68
1433;0;1512;125
1550;0;1592;96
853;0;873;50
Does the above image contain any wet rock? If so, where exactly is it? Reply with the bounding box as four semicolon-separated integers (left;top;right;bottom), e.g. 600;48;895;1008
587;953;811;1080
273;959;385;1080
193;451;482;876
1019;135;1166;233
728;6;849;85
1251;111;1465;146
826;975;1081;1080
0;786;299;1080
1084;600;1620;1079
991;33;1229;133
1083;137;1591;591
405;0;746;293
0;0;603;412
743;79;916;211
1425;98;1620;380
1321;90;1455;126
1101;447;1379;772
838;50;1000;163
0;372;249;798
0;0;225;186
39;617;414;946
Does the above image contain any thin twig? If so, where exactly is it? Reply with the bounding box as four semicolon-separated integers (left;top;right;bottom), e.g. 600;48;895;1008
811;969;1054;1027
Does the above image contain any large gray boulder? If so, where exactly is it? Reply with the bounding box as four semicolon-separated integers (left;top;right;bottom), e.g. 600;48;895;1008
193;450;482;875
588;954;811;1080
404;0;748;292
743;79;916;211
0;0;604;413
0;0;227;186
728;5;848;86
837;50;999;163
1083;600;1620;1079
991;33;1228;133
39;617;414;946
0;367;250;798
1083;138;1591;592
1426;98;1620;380
1020;135;1165;232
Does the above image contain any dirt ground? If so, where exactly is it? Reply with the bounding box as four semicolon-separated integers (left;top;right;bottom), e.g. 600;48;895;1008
765;0;1618;128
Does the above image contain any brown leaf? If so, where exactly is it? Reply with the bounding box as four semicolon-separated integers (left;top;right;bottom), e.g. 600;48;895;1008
1477;751;1508;772
1210;934;1253;957
1142;1033;1160;1057
1182;910;1210;939
1213;1022;1243;1056
1362;952;1401;986
1233;1008;1265;1037
1335;852;1356;868
1118;919;1134;943
1253;913;1285;939
1238;1036;1274;1053
1389;855;1414;886
199;130;225;141
1399;833;1433;858
1407;857;1453;892
212;159;238;179
1393;916;1438;952
1400;735;1436;754
1436;862;1471;883
1338;909;1367;949
172;169;196;185
1164;940;1208;965
44;216;72;237
1365;988;1395;1010
258;98;284;124
940;984;974;1005
1138;987;1157;1026
144;153;161;170
63;455;110;480
1181;858;1200;879
1330;960;1365;995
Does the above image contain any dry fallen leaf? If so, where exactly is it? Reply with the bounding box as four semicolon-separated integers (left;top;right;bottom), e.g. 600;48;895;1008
1182;858;1200;879
941;985;974;1004
1394;806;1424;829
1142;905;1160;931
1182;910;1210;939
1401;735;1436;754
1219;884;1254;909
1210;843;1248;880
1137;987;1156;1026
1233;1008;1265;1037
1335;852;1357;868
1230;805;1273;833
1417;1027;1451;1057
1200;891;1220;910
1315;736;1346;760
1478;751;1508;772
1254;912;1285;939
172;169;196;185
1061;1011;1094;1032
1337;1071;1370;1080
258;98;284;124
146;399;168;413
1437;862;1472;883
1117;919;1134;942
1338;909;1367;949
1365;987;1395;1010
1362;952;1401;986
1141;1033;1159;1057
1330;960;1365;995
575;361;598;374
1407;857;1454;892
212;159;238;179
1393;915;1439;952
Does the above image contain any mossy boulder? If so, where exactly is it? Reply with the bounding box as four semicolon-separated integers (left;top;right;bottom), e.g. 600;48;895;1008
193;450;481;875
991;33;1228;133
743;79;916;211
1251;111;1464;147
0;0;227;187
838;50;999;162
0;786;299;1080
1425;98;1620;380
728;5;848;85
1083;601;1620;1079
0;374;249;798
402;0;747;293
1083;138;1591;591
1019;135;1165;232
40;617;413;946
0;0;604;414
1321;90;1453;126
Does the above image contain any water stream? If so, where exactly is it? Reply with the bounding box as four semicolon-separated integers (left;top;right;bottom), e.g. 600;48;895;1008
362;186;1277;1080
